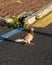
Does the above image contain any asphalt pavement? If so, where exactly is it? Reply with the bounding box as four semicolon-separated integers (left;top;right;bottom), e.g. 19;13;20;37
0;23;52;65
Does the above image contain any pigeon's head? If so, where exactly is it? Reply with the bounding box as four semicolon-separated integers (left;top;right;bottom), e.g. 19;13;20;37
31;28;34;31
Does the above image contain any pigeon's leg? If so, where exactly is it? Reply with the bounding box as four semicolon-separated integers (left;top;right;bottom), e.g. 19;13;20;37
27;41;35;45
28;41;31;44
25;41;31;45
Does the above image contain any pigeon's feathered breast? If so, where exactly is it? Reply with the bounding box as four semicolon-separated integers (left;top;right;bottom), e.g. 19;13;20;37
23;33;33;42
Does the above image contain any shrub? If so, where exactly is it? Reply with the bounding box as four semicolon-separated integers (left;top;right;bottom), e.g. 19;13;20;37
6;16;22;29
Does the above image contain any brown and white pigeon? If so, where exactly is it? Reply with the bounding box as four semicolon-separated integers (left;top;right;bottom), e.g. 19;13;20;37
15;28;35;45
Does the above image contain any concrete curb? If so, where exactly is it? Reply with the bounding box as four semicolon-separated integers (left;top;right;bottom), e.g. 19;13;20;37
35;1;52;18
24;1;52;24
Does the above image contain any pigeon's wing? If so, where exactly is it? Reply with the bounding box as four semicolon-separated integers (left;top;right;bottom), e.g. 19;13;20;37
24;33;33;41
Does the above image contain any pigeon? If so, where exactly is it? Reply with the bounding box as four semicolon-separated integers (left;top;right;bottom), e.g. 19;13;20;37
15;28;35;45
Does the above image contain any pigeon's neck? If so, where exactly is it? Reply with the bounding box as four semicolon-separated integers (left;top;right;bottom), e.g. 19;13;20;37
29;30;34;36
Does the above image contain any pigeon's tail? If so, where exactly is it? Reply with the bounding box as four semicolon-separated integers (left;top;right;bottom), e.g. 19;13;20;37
15;39;24;42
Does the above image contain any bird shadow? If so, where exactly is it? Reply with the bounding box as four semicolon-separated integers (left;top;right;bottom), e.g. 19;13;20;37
0;36;25;45
35;31;52;37
5;39;25;45
23;29;52;37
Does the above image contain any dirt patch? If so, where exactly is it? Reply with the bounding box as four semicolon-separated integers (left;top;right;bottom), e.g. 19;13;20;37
0;0;51;17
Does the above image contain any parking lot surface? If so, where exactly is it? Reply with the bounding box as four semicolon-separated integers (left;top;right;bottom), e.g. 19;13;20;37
0;23;52;65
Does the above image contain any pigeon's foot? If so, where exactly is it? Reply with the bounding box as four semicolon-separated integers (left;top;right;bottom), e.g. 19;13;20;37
25;43;35;46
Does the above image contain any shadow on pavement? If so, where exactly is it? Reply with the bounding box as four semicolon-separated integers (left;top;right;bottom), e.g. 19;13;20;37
23;29;52;37
0;36;25;45
5;38;25;45
35;31;52;37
